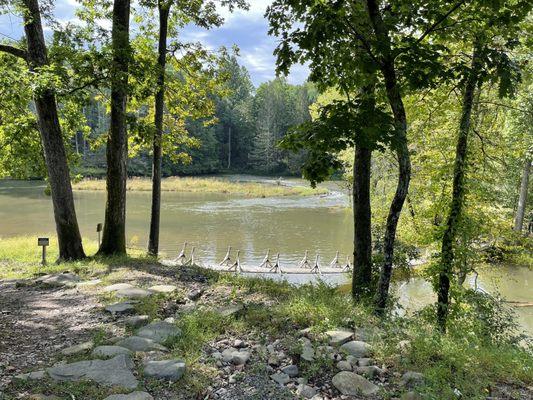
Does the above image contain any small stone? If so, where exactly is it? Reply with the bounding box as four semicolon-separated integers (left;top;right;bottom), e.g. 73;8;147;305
222;348;237;362
104;392;154;400
346;355;358;366
357;357;372;367
332;371;379;396
124;315;150;328
61;341;94;356
137;321;181;344
297;384;317;399
339;341;372;358
326;329;354;346
34;273;80;288
401;371;424;388
356;366;382;378
148;284;177;293
232;351;250;365
116;287;153;299
336;361;352;371
216;304;244;317
92;345;132;358
234;339;245;348
187;288;204;300
116;336;168;352
103;283;136;292
281;364;299;377
144;359;186;382
301;346;314;361
77;279;102;287
270;372;291;385
105;302;135;315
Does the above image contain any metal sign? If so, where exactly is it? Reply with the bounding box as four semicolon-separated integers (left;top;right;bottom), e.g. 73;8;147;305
38;237;49;246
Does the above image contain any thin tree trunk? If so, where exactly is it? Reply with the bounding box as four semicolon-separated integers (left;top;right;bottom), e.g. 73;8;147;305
365;0;412;312
437;43;482;332
22;0;85;261
99;0;130;255
148;1;170;256
228;125;232;169
514;155;530;232
352;145;373;299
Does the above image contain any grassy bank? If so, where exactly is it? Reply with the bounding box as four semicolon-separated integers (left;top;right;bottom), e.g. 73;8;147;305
72;177;328;197
2;236;532;399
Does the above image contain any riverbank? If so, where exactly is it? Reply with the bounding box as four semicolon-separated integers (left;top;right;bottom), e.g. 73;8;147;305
0;240;531;399
72;177;328;197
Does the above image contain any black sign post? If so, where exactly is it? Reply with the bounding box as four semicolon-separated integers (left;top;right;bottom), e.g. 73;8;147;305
97;223;103;246
38;237;49;265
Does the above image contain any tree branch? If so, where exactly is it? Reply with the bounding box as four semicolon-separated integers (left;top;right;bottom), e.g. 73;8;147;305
414;0;468;45
0;44;27;60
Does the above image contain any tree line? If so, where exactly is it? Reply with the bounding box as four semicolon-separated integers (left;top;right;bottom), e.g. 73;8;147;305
0;0;531;332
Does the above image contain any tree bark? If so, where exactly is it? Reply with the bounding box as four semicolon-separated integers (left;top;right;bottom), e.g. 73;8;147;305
148;1;170;256
352;145;373;299
98;0;131;255
365;0;412;312
21;0;85;260
228;125;232;169
437;43;482;332
514;155;530;232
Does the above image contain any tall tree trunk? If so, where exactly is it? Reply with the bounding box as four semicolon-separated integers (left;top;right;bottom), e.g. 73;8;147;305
514;155;531;232
437;43;482;332
99;0;131;255
228;125;232;169
22;0;85;261
365;0;412;312
352;145;373;299
148;1;170;256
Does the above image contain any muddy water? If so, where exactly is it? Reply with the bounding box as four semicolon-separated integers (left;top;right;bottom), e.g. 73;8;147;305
0;177;531;334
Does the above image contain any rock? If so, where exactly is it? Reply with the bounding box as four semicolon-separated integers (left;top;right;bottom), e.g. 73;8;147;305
297;384;317;399
14;370;46;381
233;339;245;348
216;304;244;317
143;359;186;382
103;283;136;292
187;288;204;300
346;355;358;366
116;336;168;352
401;392;423;400
232;351;250;365
105;301;136;315
355;366;382;379
281;364;299;378
61;341;94;356
148;284;177;294
222;347;238;362
326;329;354;346
336;360;352;371
301;346;314;361
47;354;137;390
401;371;424;388
104;392;154;400
332;371;379;396
35;273;80;288
137;321;181;344
77;278;102;287
357;357;372;367
124;315;150;328
339;341;372;358
116;287;153;299
270;372;291;385
92;345;132;358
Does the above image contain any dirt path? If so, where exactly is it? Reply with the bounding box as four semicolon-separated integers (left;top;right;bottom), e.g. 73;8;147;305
0;280;109;388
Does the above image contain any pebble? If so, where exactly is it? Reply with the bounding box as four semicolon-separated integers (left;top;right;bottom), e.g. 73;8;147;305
270;372;291;385
281;364;299;377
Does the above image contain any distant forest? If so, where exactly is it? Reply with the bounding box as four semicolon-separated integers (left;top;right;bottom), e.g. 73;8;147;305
74;57;317;178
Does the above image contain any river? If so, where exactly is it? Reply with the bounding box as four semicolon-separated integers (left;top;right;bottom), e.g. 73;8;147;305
0;176;531;335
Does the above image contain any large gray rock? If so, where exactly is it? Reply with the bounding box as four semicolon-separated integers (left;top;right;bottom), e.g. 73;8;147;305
47;354;138;390
296;384;316;399
116;336;168;352
148;284;177;293
332;371;379;396
281;364;299;377
61;341;94;356
143;360;185;382
355;365;382;379
137;321;181;344
105;302;136;315
124;315;150;329
103;283;136;292
326;329;354;346
339;341;372;358
401;371;424;388
92;345;133;358
14;370;46;381
232;351;250;365
35;273;80;288
116;287;153;299
104;392;153;400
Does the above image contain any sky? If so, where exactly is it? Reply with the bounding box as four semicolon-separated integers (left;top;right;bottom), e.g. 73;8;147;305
0;0;308;86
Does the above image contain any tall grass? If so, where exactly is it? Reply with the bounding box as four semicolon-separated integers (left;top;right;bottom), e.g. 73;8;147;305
73;177;328;197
